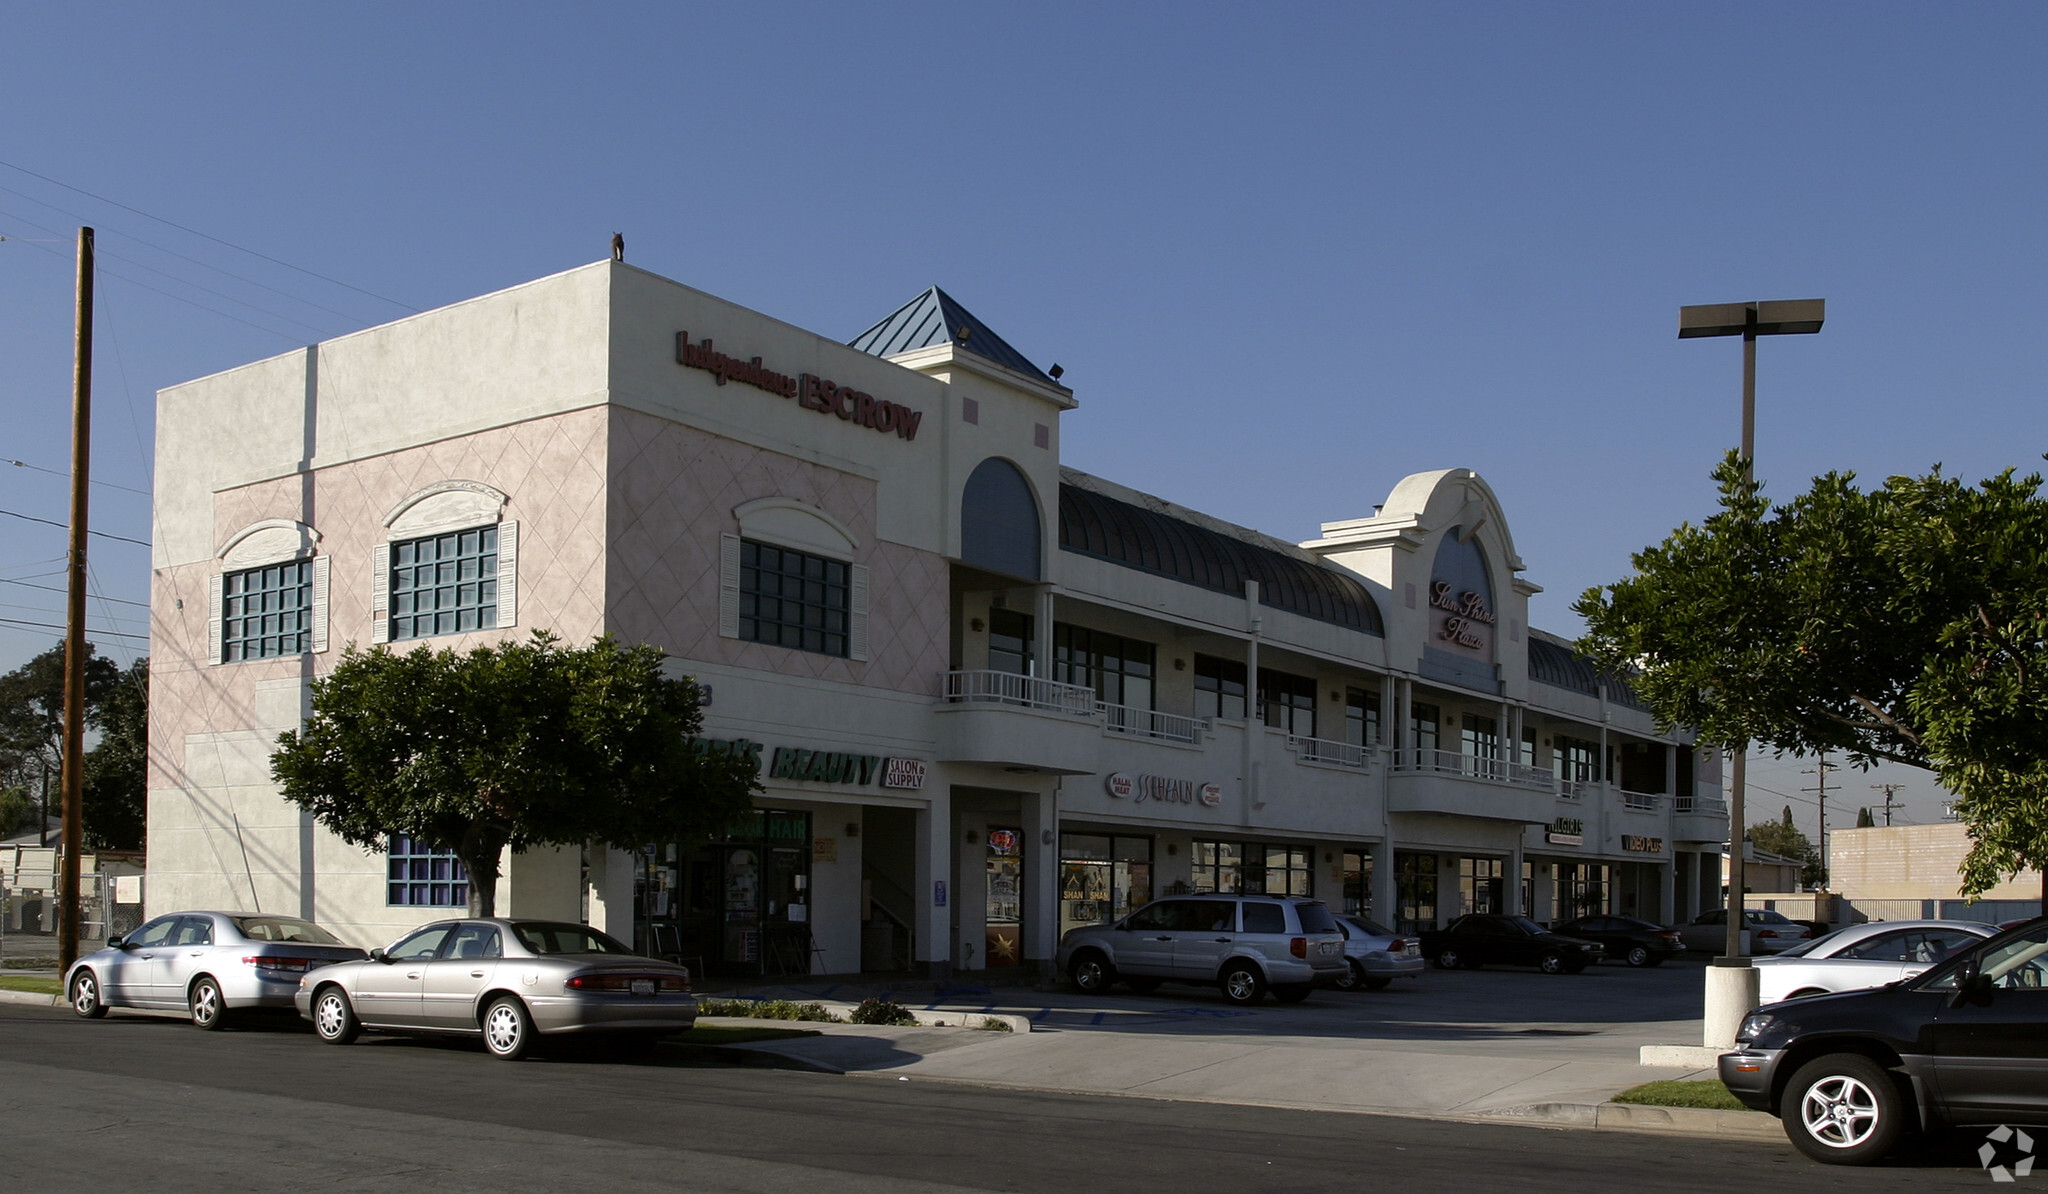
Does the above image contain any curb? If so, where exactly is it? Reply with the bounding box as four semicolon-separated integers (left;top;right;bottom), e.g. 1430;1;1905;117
1639;1044;1727;1068
1475;1101;1782;1141
668;1043;845;1074
0;989;61;1008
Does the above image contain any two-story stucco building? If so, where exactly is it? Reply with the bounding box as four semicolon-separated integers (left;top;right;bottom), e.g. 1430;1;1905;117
148;259;1728;977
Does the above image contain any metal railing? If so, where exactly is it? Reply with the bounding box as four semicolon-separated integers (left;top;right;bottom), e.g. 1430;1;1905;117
1099;702;1207;745
1289;735;1373;769
940;669;1097;716
1619;788;1662;811
1555;777;1599;802
1676;794;1729;817
1390;749;1553;792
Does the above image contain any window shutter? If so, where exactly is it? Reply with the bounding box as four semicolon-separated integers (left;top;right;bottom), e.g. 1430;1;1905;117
309;556;330;653
497;520;518;627
849;563;870;662
718;533;742;638
371;542;390;644
207;574;224;665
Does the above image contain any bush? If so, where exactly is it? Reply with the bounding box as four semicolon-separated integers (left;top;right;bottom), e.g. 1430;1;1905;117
848;996;918;1026
695;997;839;1022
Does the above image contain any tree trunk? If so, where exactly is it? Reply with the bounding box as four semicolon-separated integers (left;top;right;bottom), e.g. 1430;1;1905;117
458;821;506;918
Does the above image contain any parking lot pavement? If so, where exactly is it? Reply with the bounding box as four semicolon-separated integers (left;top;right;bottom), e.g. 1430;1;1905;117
717;955;1735;1123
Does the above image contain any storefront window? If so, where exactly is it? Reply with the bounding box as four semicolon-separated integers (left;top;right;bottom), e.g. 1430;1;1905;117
634;809;811;977
1395;851;1439;934
1192;840;1310;896
985;827;1024;968
1058;833;1153;937
1557;862;1611;918
1341;849;1375;917
1459;856;1503;915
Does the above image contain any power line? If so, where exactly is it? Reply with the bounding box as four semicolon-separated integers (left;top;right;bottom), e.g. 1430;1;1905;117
0;615;147;643
0;158;417;312
3;457;151;496
0;507;149;546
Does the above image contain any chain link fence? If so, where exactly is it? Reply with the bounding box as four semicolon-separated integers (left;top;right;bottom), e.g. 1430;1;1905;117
1;872;143;965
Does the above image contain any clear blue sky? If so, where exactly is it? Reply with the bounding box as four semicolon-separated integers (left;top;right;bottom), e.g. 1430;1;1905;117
4;4;2041;841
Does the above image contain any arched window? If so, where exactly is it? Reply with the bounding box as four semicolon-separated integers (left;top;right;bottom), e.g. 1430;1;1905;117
211;519;326;663
373;481;516;643
961;458;1041;581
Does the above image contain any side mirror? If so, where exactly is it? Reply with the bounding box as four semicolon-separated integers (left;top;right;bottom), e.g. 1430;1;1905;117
369;948;389;964
1948;957;1992;1008
106;936;124;949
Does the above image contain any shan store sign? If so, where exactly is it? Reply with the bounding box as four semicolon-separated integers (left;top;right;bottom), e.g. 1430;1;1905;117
1105;772;1223;808
677;333;925;442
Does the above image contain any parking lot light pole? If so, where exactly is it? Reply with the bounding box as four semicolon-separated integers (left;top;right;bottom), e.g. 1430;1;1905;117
1677;298;1824;1047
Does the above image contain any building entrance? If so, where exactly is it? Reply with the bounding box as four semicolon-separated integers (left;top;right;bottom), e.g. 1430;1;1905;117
636;809;813;977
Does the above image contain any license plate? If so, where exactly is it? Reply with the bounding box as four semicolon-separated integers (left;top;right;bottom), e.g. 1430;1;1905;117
1319;942;1337;956
630;978;655;996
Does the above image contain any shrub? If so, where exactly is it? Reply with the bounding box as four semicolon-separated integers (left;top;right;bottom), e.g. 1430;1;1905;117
848;996;918;1026
696;997;839;1022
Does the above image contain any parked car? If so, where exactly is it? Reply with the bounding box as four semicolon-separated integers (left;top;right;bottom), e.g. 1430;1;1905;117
64;911;367;1028
1056;894;1347;1005
1720;916;2048;1165
1753;919;1995;1003
295;918;695;1059
1549;915;1685;967
1331;915;1423;991
1677;908;1812;954
1419;914;1604;974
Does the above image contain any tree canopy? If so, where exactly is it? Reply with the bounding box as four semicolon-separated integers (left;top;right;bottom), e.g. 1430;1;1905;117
271;632;761;916
1749;805;1824;891
83;658;149;851
1575;453;2048;899
0;642;123;844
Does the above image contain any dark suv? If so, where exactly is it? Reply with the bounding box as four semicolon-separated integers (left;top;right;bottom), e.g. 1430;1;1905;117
1718;916;2048;1165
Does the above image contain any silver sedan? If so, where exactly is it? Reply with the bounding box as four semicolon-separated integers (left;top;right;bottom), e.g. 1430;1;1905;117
295;918;696;1059
1332;914;1424;991
1753;919;1995;1003
64;911;367;1029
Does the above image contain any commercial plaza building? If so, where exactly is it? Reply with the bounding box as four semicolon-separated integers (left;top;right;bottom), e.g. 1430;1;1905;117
148;259;1729;976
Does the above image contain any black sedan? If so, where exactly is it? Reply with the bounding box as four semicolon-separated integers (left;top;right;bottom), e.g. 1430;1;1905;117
1720;915;2048;1165
1418;914;1604;974
1550;915;1685;967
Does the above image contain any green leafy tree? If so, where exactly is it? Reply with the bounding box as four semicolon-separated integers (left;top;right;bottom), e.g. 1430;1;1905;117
0;642;121;844
1576;453;2048;900
83;658;148;850
0;786;36;838
1749;805;1825;891
271;632;760;916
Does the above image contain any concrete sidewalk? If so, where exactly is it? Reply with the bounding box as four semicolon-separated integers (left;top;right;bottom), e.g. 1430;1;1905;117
704;965;1782;1141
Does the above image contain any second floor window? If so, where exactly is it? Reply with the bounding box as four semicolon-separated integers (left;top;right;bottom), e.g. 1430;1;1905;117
1195;654;1247;721
1258;668;1316;737
1055;624;1154;709
1345;687;1381;748
390;526;498;641
223;561;312;660
1461;713;1499;759
1411;702;1441;754
740;539;850;657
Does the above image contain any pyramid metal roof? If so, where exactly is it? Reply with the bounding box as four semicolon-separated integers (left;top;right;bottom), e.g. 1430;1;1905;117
850;286;1057;386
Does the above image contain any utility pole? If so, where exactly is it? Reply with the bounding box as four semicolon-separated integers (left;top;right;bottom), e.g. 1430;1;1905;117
58;226;94;975
1870;783;1907;827
1801;755;1838;885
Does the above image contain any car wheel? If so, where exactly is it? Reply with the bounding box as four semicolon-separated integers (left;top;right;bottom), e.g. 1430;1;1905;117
312;986;360;1045
1068;951;1115;994
69;969;107;1019
1538;951;1569;975
1220;963;1266;1005
1625;946;1652;967
1125;978;1163;995
1363;976;1392;991
188;976;228;1031
1272;983;1312;1004
1333;961;1364;991
1784;1053;1906;1165
1435;947;1463;970
482;996;536;1060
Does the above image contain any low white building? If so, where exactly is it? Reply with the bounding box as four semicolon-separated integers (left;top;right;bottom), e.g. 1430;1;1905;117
147;260;1726;977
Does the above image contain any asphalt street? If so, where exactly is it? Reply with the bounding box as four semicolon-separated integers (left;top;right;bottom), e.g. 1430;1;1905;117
0;1002;2000;1193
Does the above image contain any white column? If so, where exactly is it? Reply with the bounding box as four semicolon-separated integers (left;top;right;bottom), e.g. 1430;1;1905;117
1033;586;1055;679
914;796;953;979
1243;580;1262;813
1021;783;1059;976
584;845;636;941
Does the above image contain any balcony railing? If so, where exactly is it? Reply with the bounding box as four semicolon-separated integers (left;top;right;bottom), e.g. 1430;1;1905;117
1289;735;1373;769
1555;777;1599;803
1390;749;1553;792
941;670;1097;716
1101;702;1208;745
1676;794;1729;817
1619;788;1662;811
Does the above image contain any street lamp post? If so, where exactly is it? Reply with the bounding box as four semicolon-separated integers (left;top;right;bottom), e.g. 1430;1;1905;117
1677;297;1824;1048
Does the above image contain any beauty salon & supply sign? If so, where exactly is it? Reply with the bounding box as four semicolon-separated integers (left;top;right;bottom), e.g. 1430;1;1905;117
677;332;925;442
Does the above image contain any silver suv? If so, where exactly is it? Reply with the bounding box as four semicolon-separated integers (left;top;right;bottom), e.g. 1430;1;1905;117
1055;894;1348;1005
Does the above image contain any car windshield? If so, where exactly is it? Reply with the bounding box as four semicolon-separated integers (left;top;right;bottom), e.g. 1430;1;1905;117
1295;903;1338;934
1508;916;1546;935
1343;916;1395;937
234;916;343;945
513;922;635;956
